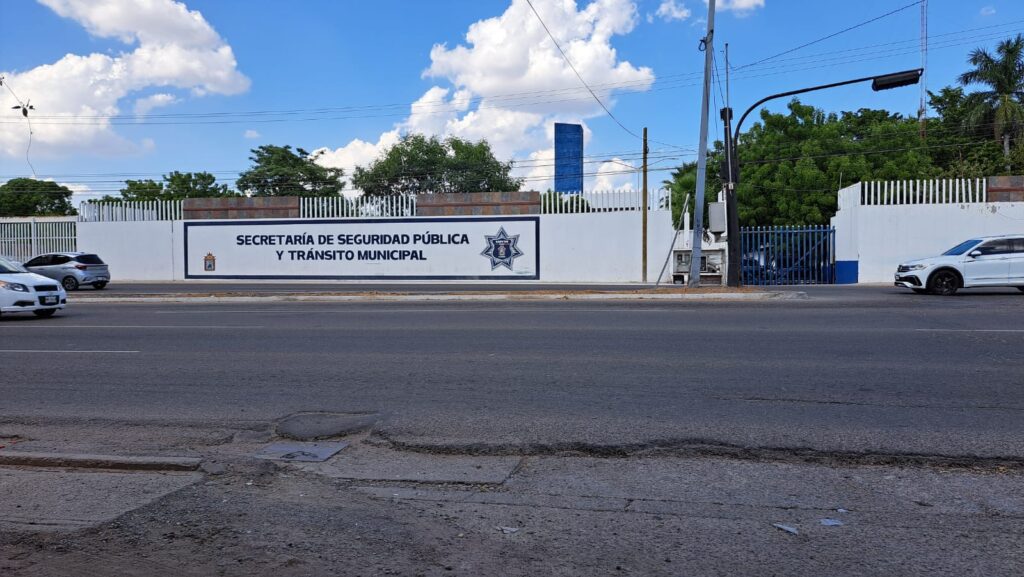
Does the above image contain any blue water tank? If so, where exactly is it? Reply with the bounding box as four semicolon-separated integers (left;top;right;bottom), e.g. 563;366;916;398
554;123;583;193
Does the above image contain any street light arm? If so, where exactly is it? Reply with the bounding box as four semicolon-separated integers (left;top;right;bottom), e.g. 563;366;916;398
732;68;923;144
722;67;921;289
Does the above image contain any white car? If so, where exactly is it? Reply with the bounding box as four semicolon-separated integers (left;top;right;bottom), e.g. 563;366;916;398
0;256;67;318
894;235;1024;295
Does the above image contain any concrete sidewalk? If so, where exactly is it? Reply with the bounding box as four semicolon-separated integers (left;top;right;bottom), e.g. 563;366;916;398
67;284;804;303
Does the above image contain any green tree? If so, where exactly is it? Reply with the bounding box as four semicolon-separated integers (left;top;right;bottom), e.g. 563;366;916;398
958;34;1024;169
352;134;522;196
0;178;76;217
164;171;234;198
114;179;164;202
236;145;346;197
924;87;1004;177
110;171;237;202
662;161;721;226
729;100;940;226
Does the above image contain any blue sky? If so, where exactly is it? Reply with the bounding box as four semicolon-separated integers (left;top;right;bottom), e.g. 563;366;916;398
1;0;1020;202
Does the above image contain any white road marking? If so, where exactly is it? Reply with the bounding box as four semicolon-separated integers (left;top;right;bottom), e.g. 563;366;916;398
152;308;689;314
0;350;139;354
916;329;1024;333
0;325;264;329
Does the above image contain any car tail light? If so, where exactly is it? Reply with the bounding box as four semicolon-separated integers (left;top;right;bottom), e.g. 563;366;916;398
75;264;88;270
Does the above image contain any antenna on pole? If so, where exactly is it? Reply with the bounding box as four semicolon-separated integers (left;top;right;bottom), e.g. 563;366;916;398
1;76;37;178
918;0;928;138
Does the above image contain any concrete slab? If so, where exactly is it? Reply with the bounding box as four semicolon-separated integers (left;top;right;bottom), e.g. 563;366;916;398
254;441;349;462
298;444;520;484
0;468;201;532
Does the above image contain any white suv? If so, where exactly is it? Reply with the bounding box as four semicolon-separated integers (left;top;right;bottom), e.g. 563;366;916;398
895;235;1024;295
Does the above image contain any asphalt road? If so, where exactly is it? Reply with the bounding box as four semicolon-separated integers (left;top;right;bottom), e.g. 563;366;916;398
76;281;653;295
2;286;1023;460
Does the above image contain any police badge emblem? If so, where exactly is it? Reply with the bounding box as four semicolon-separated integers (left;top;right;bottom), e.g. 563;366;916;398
203;252;216;272
480;227;523;270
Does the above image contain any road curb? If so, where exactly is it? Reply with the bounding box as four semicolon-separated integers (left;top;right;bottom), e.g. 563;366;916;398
0;451;201;471
69;291;807;304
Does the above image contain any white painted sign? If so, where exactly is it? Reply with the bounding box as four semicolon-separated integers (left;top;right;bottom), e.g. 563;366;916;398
184;217;540;280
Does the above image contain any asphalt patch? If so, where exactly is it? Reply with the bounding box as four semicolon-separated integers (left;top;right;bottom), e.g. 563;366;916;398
275;411;380;440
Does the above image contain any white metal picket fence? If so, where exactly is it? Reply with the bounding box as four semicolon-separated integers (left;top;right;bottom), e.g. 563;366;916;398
0;217;77;262
300;195;417;218
78;200;183;222
540;190;672;214
860;179;986;205
75;191;674;222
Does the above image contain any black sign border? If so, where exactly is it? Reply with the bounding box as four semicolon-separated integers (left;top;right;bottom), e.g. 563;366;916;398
184;216;541;280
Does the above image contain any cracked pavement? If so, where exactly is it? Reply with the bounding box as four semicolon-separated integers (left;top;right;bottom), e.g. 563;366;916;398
1;286;1023;575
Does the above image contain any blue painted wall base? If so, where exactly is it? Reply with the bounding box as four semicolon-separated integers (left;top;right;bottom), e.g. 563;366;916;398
836;260;859;284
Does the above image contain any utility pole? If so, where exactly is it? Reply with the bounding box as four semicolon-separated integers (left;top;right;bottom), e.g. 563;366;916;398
722;107;739;286
642;127;648;283
688;0;715;288
723;43;740;287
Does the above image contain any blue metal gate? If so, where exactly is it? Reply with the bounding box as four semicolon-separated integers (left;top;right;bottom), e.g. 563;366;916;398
740;225;835;285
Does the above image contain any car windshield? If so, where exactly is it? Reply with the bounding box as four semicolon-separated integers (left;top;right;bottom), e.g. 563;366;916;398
942;239;982;256
0;256;29;273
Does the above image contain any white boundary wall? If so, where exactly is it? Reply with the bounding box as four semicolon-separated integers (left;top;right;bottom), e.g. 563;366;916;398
832;181;1024;283
78;212;676;283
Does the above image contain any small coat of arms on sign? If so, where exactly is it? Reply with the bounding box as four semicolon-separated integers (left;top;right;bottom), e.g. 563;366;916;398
203;252;216;272
480;227;523;270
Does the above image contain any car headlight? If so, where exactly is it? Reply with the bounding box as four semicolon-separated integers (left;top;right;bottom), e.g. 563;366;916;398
904;264;927;271
0;281;29;292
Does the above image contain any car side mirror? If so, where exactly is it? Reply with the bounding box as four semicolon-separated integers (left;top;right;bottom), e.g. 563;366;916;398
968;250;982;258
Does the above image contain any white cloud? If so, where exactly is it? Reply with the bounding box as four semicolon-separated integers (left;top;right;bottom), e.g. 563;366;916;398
710;0;765;14
0;0;249;158
655;0;692;22
313;130;402;179
313;87;467;177
243;129;261;139
61;181;105;205
593;158;637;191
980;6;996;17
316;0;654;192
133;93;178;116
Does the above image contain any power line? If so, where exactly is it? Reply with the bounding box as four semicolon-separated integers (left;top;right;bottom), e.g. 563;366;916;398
12;16;1020;126
735;0;924;70
523;0;641;140
5;24;1020;130
740;138;994;166
0;136;996;197
0;150;693;181
9;27;1015;129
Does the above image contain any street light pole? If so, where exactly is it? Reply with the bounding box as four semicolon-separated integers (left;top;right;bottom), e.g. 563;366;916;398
723;68;923;287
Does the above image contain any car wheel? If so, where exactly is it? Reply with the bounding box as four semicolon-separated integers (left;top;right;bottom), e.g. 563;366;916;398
928;270;960;296
912;288;929;294
33;309;57;318
92;281;107;290
61;276;79;291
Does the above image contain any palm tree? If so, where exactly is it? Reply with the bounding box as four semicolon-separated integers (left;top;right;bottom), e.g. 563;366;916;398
958;34;1024;172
